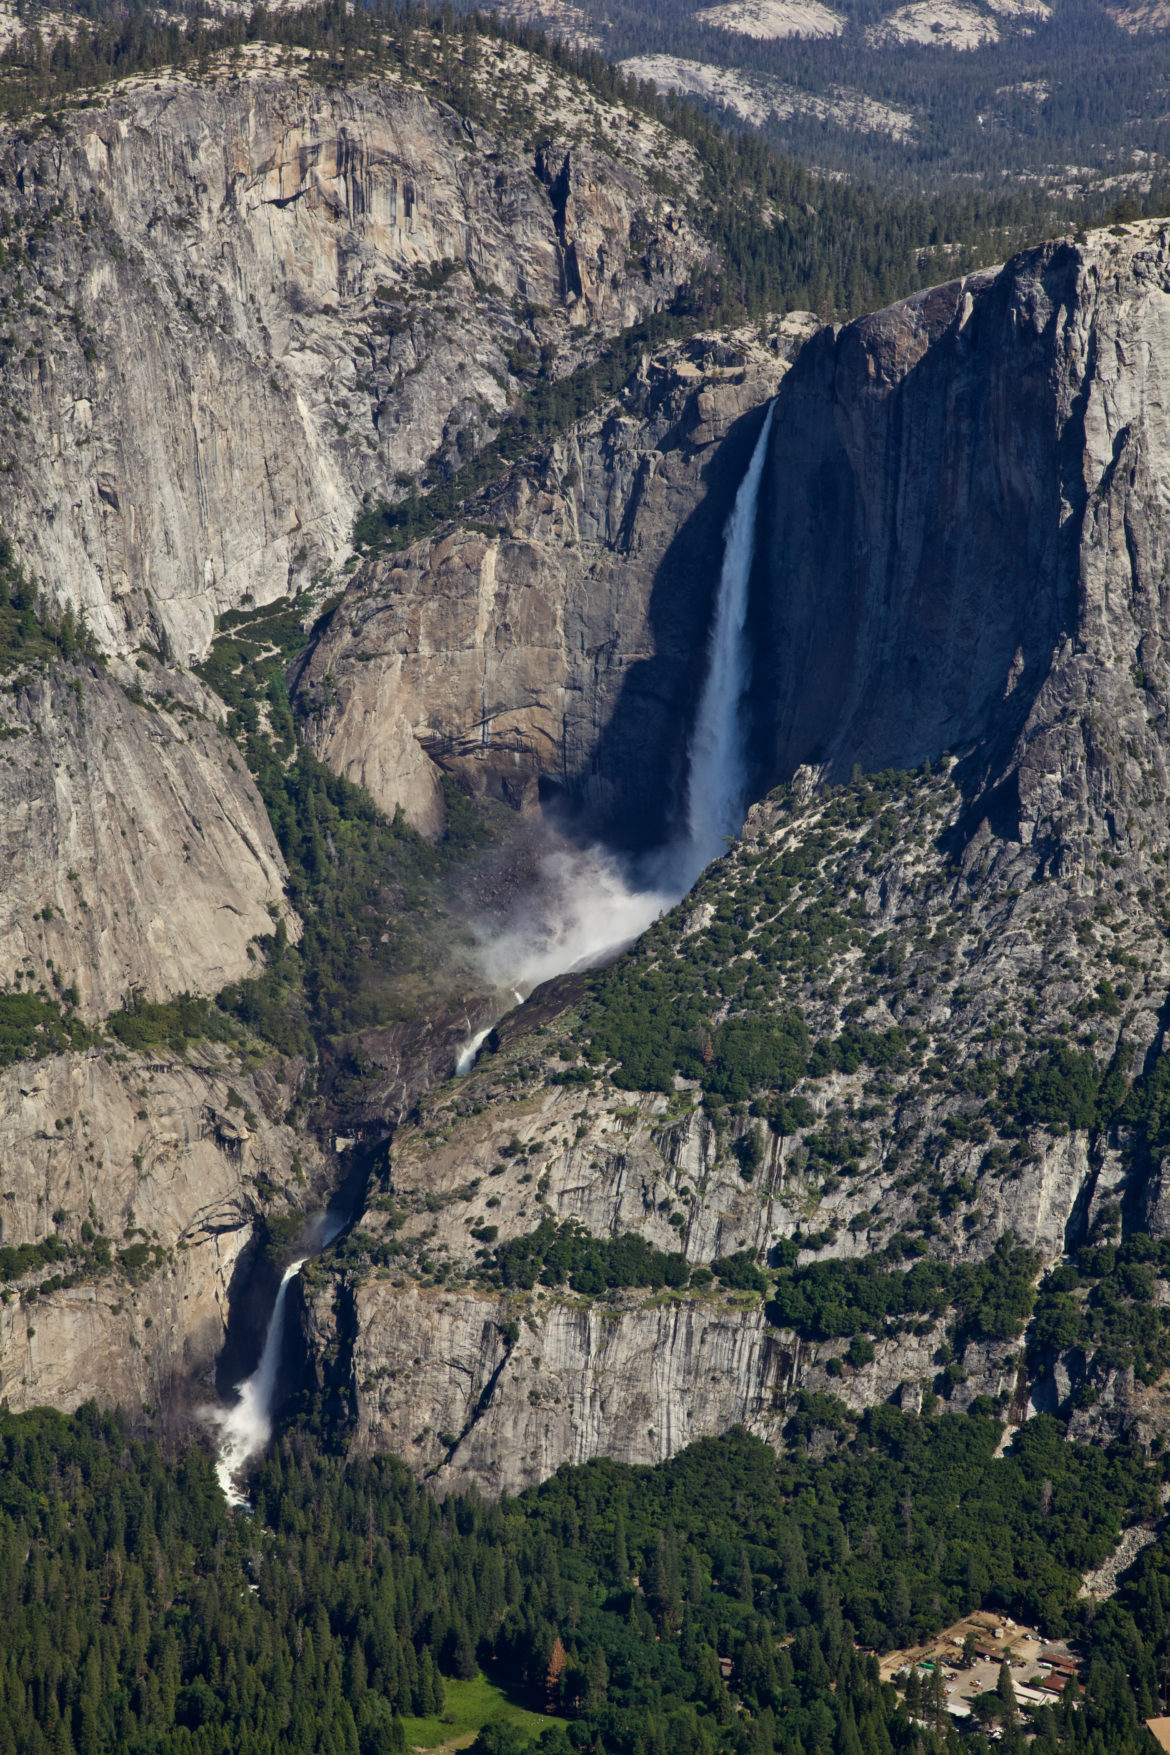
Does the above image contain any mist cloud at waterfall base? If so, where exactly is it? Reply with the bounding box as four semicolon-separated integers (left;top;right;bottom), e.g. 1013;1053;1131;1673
457;816;728;1037
470;840;680;1000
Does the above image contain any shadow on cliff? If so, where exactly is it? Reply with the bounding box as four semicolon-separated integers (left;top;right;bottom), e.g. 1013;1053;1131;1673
214;1160;368;1406
741;248;1089;830
216;1231;280;1400
559;398;775;853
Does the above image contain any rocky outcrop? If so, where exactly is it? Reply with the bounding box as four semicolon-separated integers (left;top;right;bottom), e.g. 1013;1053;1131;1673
298;885;1113;1496
296;318;816;843
0;1045;324;1422
0;50;706;660
0;659;293;1017
309;1279;786;1497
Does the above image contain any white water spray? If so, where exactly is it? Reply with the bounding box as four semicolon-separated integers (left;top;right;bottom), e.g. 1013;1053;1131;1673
452;844;673;1071
209;1211;346;1504
455;1025;492;1076
454;401;775;1073
211;1257;305;1506
476;843;675;993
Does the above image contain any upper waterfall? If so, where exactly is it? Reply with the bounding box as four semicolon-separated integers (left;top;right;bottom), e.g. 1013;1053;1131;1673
453;397;777;1076
675;399;776;883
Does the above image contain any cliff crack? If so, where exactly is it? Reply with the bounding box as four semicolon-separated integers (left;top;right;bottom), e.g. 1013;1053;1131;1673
432;1319;517;1474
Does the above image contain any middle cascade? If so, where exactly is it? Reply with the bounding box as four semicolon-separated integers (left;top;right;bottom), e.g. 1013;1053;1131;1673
455;398;776;1068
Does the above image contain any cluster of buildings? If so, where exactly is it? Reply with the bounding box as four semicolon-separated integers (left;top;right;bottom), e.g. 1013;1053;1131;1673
881;1611;1082;1729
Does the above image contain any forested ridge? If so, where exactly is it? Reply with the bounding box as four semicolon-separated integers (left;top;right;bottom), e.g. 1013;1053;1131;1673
0;0;1106;326
506;0;1170;192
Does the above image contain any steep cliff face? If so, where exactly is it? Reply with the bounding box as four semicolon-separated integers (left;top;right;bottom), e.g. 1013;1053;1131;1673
0;1046;325;1423
0;35;728;1422
0;639;307;1422
0;49;706;660
752;222;1170;818
0;658;293;1017
304;1277;787;1497
299;224;1170;1492
295;318;815;843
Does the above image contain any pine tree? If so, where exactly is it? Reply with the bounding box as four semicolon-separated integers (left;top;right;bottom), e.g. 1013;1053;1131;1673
585;1646;608;1712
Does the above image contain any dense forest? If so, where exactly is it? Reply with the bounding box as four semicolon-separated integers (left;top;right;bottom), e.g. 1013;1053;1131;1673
1;1401;1169;1754
490;0;1170;192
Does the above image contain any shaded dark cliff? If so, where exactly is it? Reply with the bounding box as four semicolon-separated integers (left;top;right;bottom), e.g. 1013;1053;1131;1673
748;240;1111;807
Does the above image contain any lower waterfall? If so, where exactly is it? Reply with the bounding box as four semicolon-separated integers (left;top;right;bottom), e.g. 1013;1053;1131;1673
211;1257;305;1506
211;1209;346;1504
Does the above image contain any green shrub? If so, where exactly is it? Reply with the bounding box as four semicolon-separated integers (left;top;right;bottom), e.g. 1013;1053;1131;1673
711;1251;768;1294
0;992;95;1066
488;1219;688;1294
0;1234;68;1283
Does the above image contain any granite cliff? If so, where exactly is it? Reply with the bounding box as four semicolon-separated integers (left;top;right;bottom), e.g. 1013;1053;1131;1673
294;316;816;843
0;656;294;1018
0;1042;327;1426
0;49;705;661
8;27;1170;1501
0;38;727;1425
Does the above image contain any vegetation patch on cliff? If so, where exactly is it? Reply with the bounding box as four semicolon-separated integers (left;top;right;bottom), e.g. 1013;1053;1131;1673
766;1236;1038;1346
486;1215;691;1292
193;591;503;1072
0;990;95;1064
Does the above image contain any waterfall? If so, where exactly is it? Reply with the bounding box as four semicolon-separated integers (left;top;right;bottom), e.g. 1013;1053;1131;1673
452;398;776;1073
455;1024;492;1075
211;1256;306;1506
677;399;775;879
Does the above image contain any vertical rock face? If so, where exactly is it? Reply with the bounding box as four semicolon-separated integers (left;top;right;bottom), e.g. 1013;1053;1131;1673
311;1280;787;1498
298;1075;795;1497
0;56;705;659
753;224;1170;836
754;265;1067;785
0;1050;325;1422
0;661;294;1017
295;321;816;843
0;648;304;1425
